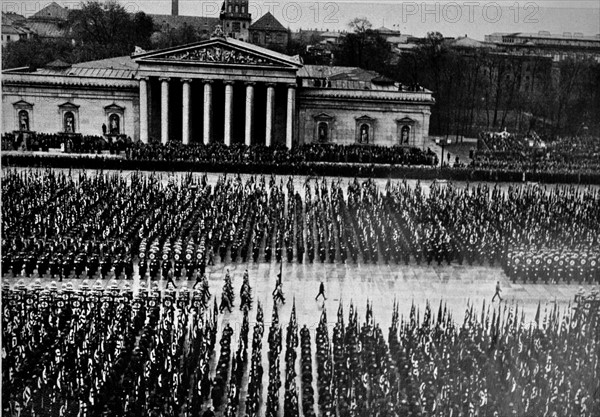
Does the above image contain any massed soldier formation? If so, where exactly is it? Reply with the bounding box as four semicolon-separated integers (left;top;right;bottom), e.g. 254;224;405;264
2;167;600;417
3;277;599;417
2;169;599;283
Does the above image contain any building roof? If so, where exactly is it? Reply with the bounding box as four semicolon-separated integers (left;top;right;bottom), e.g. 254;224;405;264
2;12;35;36
250;12;287;32
74;55;138;70
30;2;69;21
488;31;600;42
394;44;418;52
10;55;140;79
385;35;412;45
320;32;343;39
298;65;377;81
25;21;66;38
46;59;71;69
134;36;302;67
447;36;487;48
2;12;26;25
149;14;219;32
374;26;399;35
2;24;35;36
299;64;432;94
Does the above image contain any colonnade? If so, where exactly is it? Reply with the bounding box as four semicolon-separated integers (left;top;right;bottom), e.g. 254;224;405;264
139;77;295;148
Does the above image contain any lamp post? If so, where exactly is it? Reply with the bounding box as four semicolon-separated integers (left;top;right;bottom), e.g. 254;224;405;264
435;137;452;167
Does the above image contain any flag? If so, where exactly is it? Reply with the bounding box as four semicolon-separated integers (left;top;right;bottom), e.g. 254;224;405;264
277;262;283;285
366;300;373;328
272;305;279;327
291;298;297;330
256;301;264;324
423;301;431;329
337;300;344;328
320;307;327;327
410;301;416;330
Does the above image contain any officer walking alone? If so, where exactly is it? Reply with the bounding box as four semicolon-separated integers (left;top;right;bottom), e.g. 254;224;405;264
315;281;326;301
492;280;503;302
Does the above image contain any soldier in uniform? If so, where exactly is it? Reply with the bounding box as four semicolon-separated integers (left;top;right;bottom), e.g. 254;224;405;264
273;282;285;305
166;268;177;289
492;281;502;302
139;259;148;279
149;258;160;280
315;282;326;301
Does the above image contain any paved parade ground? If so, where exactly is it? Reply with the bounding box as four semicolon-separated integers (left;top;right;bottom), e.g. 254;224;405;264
5;261;592;417
4;261;590;332
3;167;596;336
5;167;594;328
3;167;599;417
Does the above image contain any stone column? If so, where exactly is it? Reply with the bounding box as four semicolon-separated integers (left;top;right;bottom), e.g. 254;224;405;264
285;84;296;149
139;77;149;143
181;78;191;145
224;81;234;146
203;80;212;145
244;82;254;147
265;83;275;147
160;77;170;144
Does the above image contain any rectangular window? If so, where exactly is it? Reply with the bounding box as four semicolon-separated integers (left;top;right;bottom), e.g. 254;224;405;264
232;22;241;32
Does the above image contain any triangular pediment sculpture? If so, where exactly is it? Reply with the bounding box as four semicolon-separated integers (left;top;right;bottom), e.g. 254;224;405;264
313;112;335;121
133;38;302;69
13;100;34;108
58;101;80;109
396;117;416;124
104;103;125;112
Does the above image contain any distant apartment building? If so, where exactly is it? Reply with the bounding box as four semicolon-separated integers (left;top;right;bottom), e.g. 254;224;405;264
485;31;600;62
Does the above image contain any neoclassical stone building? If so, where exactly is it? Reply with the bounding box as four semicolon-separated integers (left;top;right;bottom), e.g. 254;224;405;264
2;32;433;148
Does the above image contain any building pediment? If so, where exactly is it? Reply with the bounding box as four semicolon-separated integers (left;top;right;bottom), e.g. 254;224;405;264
355;115;376;122
313;112;335;121
13;100;34;109
396;117;416;124
58;101;80;109
104;103;125;112
132;38;302;69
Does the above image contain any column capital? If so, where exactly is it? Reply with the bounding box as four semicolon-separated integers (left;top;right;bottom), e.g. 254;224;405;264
138;76;149;82
266;82;276;88
180;78;193;83
159;77;171;82
286;83;297;89
244;81;256;87
223;80;235;86
203;79;214;85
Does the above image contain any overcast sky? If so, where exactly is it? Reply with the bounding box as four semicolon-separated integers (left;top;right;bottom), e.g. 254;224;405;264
4;0;599;39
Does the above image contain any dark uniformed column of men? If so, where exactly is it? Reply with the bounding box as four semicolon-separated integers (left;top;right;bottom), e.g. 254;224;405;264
3;170;598;282
3;278;599;416
2;168;600;416
1;136;439;167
